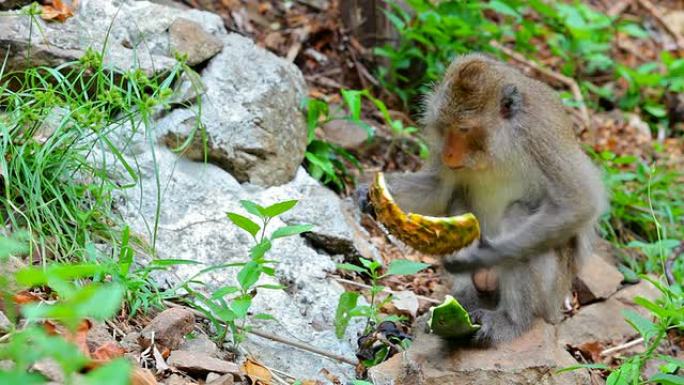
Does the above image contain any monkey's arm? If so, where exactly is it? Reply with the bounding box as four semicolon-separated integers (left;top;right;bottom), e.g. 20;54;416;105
445;165;604;271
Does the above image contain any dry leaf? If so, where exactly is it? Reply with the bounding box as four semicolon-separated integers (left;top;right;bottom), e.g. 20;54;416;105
131;367;158;385
241;358;272;384
92;342;125;361
42;0;76;22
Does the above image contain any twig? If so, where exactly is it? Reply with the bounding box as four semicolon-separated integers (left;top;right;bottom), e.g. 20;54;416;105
600;337;644;356
163;301;358;366
333;276;441;305
490;40;591;131
636;0;684;50
607;0;632;18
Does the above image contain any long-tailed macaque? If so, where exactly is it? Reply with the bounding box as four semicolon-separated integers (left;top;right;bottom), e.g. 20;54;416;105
370;54;607;345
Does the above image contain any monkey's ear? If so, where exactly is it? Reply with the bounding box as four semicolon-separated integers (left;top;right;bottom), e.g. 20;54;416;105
500;84;522;119
454;60;487;92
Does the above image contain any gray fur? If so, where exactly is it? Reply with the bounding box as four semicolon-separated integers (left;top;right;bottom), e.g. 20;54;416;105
385;54;608;345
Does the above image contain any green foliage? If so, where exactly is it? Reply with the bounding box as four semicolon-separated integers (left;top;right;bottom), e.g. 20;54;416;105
379;0;678;132
304;89;427;190
186;199;312;347
334;257;428;338
335;257;427;367
0;43;201;262
0;234;132;385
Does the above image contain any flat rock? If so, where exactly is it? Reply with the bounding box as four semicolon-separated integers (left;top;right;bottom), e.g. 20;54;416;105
573;254;623;304
158;33;308;187
369;321;590;385
207;373;234;385
558;279;659;347
141;308;195;351
178;333;219;357
169;18;223;65
167;350;239;376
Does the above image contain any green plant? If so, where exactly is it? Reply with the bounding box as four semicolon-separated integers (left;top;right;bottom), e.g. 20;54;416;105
335;257;428;367
335;258;428;335
561;171;684;384
187;199;312;347
0;234;131;385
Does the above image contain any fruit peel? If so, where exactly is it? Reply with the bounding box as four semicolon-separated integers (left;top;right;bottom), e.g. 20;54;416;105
428;295;480;338
369;172;480;255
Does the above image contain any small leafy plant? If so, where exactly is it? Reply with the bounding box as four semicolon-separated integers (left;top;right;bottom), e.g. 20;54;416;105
188;199;312;347
335;257;429;366
0;234;131;385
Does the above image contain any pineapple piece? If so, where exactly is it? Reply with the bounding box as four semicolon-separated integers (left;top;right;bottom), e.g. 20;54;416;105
369;172;480;255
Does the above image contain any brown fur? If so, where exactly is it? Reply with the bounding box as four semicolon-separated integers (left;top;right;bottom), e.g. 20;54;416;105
382;53;608;345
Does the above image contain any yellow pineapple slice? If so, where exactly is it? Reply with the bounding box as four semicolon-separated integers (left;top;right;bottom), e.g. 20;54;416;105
369;172;480;255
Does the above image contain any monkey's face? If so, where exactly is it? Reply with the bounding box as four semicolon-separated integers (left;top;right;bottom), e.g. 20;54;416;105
427;56;523;171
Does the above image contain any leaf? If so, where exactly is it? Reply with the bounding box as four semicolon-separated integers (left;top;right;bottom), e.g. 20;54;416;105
237;261;261;289
41;0;74;22
83;358;132;385
648;373;684;385
334;292;360;338
211;286;240;299
250;239;272;260
0;235;27;258
271;224;313;239
256;284;285;290
261;200;298;218
226;212;260;237
391;290;419;318
341;89;364;121
253;313;277;321
231;295;252;318
242;358;272;384
384;259;430;277
240;200;266;217
621;309;657;340
336;263;367;273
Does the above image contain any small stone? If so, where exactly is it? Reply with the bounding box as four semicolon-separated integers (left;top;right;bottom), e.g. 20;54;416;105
573;254;623;304
121;331;142;353
167;350;240;376
86;322;116;352
165;373;195;385
207;373;234;385
140;308;195;351
178;333;218;357
169;18;223;66
321;119;371;149
0;311;12;333
32;359;64;383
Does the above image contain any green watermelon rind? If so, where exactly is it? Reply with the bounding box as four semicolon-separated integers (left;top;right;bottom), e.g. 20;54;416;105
428;295;480;338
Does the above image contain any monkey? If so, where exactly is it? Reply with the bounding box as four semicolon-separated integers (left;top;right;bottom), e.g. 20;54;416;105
362;53;608;345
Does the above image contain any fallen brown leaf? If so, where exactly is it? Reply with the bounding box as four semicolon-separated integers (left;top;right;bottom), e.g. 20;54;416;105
241;358;272;385
41;0;76;22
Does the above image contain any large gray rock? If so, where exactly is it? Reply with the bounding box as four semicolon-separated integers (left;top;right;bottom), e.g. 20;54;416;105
0;0;224;75
158;33;308;187
102;142;362;381
369;321;590;385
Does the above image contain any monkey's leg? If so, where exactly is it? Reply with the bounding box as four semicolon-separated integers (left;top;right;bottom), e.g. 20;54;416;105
469;264;535;345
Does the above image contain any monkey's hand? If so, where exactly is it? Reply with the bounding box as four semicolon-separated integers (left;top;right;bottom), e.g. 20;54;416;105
443;238;500;272
354;183;374;216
